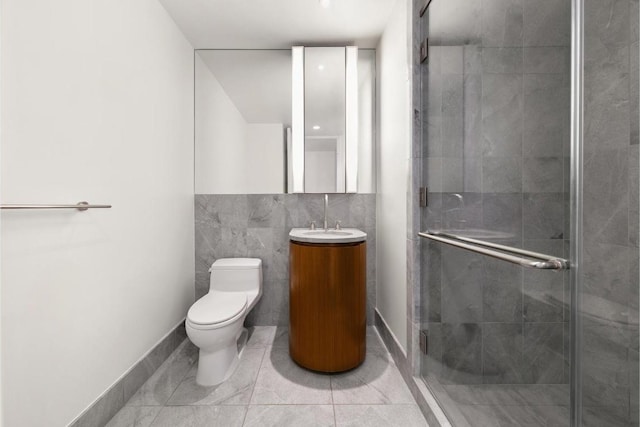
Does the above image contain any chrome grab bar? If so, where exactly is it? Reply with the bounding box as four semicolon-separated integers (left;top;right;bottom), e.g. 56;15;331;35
418;230;569;270
1;201;112;211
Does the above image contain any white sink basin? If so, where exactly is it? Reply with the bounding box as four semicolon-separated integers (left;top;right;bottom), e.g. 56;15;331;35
289;228;367;244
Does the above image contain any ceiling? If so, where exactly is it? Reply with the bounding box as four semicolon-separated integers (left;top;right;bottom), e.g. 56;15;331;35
159;0;397;49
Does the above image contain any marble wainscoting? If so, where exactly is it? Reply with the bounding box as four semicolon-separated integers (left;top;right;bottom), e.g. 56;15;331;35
69;321;187;427
194;194;376;326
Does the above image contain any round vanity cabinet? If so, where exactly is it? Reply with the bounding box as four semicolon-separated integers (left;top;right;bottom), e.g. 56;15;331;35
289;238;366;372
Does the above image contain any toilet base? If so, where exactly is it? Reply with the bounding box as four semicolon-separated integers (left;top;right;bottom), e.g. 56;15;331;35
196;344;240;387
194;327;248;387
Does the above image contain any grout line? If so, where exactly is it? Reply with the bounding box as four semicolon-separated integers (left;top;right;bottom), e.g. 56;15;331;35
330;363;337;426
240;404;250;427
147;405;164;426
240;344;268;427
245;341;269;405
332;403;421;406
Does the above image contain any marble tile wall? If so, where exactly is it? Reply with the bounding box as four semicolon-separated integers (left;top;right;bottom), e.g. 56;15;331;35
419;0;571;390
194;194;376;326
580;0;640;425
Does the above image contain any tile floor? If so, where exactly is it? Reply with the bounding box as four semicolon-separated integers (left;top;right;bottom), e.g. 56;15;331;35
441;383;569;426
106;326;428;427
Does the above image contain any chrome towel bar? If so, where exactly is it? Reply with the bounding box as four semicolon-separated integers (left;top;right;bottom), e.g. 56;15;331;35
0;201;112;211
418;230;569;271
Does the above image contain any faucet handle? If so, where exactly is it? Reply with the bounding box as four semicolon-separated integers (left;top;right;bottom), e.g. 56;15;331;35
335;220;342;230
310;221;317;230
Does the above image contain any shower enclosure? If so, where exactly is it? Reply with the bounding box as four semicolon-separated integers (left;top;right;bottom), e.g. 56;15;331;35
418;0;639;425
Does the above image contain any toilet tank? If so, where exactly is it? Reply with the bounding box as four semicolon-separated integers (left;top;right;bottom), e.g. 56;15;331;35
209;258;262;292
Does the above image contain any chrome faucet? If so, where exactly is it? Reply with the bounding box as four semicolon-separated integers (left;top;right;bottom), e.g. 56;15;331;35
323;194;329;231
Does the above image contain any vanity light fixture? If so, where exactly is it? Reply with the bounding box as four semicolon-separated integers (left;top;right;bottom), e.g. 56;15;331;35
345;46;358;193
292;46;305;193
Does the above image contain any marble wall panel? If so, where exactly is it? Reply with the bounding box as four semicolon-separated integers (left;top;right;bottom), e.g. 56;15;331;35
482;323;525;384
195;194;376;326
580;0;639;423
481;0;524;48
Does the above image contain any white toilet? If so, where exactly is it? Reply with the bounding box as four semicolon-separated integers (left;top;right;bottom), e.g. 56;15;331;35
186;258;262;386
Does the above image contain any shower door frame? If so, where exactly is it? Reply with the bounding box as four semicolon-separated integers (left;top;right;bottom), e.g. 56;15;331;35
569;0;583;426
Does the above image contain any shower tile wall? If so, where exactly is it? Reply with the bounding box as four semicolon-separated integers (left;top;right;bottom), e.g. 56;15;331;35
420;0;571;390
194;194;376;326
581;0;639;425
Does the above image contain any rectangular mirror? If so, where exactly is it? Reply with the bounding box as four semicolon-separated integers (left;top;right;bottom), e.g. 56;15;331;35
304;47;346;193
292;47;375;194
195;48;374;195
195;49;291;194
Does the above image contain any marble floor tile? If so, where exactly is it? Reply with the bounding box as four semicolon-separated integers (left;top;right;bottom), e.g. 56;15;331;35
250;345;332;404
167;347;265;405
246;326;277;348
582;405;632;427
334;404;428;427
331;351;414;404
457;404;568;427
442;384;569;406
249;326;382;351
366;327;388;354
271;327;289;348
126;340;197;406
105;406;161;427
105;326;429;427
247;326;288;348
149;406;246;427
243;405;334;427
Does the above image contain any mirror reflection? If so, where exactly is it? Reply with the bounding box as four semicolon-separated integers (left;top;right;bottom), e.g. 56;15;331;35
304;47;346;193
194;48;375;195
195;50;291;194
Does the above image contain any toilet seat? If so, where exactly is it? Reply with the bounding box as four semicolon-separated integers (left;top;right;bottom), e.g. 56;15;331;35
187;291;247;330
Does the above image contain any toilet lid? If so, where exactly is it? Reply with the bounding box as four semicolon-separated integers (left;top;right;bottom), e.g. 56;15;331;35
187;292;247;325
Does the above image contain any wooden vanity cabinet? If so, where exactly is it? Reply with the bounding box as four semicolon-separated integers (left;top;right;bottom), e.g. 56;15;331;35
289;240;366;372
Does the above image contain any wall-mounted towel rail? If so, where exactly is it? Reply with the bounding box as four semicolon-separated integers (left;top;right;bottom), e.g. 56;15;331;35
418;230;569;270
0;201;112;211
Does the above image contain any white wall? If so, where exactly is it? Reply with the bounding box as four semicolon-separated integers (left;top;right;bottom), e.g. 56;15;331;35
245;124;285;193
195;55;247;194
305;147;338;193
195;56;285;194
1;1;195;426
376;0;409;351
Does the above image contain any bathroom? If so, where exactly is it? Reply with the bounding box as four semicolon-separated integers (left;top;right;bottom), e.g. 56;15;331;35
1;0;638;426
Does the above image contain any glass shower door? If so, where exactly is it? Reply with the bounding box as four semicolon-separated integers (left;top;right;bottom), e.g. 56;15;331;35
418;0;640;426
419;0;572;425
